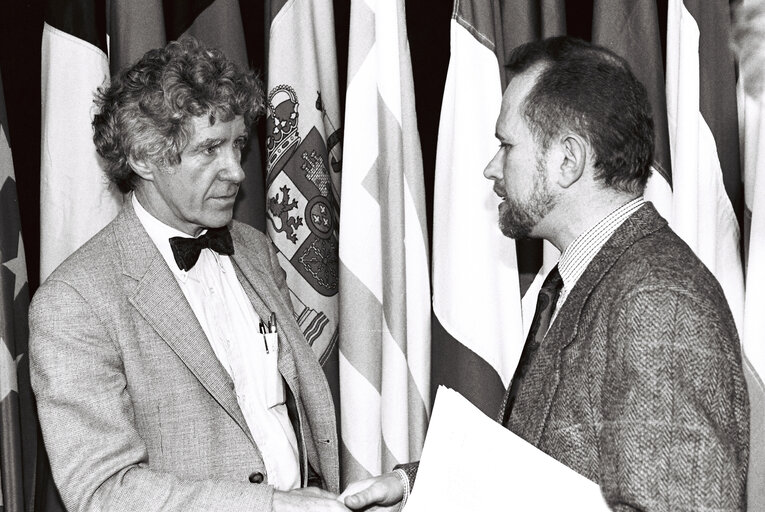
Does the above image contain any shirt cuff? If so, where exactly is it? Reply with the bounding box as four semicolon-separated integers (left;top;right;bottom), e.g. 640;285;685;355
393;468;411;508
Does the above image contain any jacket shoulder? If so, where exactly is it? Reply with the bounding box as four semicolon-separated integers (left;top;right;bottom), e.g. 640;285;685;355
614;225;729;305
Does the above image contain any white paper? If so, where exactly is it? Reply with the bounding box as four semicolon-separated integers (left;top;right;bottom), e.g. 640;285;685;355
403;386;609;511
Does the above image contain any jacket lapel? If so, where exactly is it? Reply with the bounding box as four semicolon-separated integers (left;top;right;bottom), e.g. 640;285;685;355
511;203;668;445
115;202;252;443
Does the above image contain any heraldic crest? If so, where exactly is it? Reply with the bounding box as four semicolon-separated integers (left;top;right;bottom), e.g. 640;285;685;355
265;84;340;297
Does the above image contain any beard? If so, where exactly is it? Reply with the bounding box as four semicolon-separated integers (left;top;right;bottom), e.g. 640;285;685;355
497;159;556;239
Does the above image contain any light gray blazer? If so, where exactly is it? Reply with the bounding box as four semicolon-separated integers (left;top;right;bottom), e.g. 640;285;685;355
29;200;339;512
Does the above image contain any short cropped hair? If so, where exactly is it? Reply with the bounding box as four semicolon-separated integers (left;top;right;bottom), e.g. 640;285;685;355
93;37;264;193
506;36;654;194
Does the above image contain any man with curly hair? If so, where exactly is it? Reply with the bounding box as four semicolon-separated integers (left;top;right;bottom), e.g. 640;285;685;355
29;37;346;512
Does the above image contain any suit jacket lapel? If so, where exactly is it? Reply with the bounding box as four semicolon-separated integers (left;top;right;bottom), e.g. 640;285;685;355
115;202;252;443
510;203;668;445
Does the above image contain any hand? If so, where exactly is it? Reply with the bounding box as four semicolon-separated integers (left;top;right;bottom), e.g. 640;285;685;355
340;473;404;510
272;487;350;511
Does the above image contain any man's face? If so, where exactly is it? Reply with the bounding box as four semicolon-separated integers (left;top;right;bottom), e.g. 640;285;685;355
145;115;248;236
483;70;557;239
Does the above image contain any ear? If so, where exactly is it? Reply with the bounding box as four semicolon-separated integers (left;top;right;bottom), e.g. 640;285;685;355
128;156;158;182
557;134;586;188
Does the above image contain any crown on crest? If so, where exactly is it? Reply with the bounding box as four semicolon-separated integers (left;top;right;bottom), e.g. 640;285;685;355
266;85;300;173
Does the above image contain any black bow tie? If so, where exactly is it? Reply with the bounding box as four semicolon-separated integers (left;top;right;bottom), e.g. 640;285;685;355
169;226;234;271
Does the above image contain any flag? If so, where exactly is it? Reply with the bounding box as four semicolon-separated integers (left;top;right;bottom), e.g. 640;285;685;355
667;0;760;505
264;0;343;399
592;0;673;217
40;0;122;281
1;69;36;512
108;0;251;93
338;0;431;486
431;0;564;420
665;0;744;328
733;1;765;506
739;88;765;512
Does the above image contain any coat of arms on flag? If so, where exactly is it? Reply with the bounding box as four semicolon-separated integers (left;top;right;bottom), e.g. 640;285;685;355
265;83;341;354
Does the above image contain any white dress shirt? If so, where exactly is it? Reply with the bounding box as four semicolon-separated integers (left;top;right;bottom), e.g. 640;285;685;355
132;194;300;490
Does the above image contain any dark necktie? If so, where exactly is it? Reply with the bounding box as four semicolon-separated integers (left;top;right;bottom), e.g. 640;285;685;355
169;226;234;271
501;265;563;425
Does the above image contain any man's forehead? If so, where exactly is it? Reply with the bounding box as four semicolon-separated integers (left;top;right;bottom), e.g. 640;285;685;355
504;66;544;109
497;66;546;132
186;114;246;136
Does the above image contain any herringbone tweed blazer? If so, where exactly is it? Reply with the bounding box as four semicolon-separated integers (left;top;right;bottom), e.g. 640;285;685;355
29;200;339;512
500;203;750;511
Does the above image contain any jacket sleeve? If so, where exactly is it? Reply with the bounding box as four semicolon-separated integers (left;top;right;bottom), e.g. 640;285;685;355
29;279;274;512
599;285;749;512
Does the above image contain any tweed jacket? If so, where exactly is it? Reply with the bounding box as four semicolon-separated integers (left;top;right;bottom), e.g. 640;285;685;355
29;200;339;512
498;203;749;511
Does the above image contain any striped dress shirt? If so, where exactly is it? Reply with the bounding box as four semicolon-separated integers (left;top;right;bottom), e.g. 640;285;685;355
552;197;646;323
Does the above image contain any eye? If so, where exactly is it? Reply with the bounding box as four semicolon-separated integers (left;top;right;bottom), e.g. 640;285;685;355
203;144;219;156
233;137;249;150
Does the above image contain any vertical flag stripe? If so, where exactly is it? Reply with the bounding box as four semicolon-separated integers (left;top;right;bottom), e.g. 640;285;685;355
339;0;430;486
736;1;765;504
666;0;745;331
741;93;765;507
40;2;122;281
108;0;166;74
741;94;765;420
180;0;248;67
44;0;107;52
163;0;217;38
337;264;383;389
689;0;743;223
433;11;520;402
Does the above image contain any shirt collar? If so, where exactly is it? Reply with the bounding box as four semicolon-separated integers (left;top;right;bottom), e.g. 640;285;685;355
132;193;205;277
557;197;646;292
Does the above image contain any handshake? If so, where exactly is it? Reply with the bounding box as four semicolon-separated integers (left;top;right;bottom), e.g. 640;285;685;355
272;472;406;511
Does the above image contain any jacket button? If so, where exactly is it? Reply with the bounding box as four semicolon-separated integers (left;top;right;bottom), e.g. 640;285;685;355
248;472;264;483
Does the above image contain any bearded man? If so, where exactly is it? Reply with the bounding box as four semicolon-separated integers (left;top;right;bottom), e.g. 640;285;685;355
343;36;750;512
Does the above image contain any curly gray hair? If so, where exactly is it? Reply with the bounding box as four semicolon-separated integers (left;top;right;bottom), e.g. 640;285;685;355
92;37;264;193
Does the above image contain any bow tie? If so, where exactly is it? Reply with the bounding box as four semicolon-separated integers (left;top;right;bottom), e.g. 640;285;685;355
169;226;234;271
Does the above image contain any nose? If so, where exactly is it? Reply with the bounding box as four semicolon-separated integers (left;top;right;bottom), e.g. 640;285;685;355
483;149;502;180
220;147;245;184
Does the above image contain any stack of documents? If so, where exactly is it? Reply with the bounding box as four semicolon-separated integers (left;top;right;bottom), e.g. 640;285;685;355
404;386;608;511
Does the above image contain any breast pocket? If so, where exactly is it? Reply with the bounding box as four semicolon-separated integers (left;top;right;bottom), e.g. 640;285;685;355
263;332;286;408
